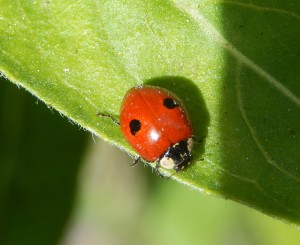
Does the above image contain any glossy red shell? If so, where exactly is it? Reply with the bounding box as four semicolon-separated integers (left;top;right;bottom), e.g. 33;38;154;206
120;85;192;162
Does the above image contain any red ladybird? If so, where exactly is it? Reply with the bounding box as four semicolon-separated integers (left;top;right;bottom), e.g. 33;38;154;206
120;85;193;174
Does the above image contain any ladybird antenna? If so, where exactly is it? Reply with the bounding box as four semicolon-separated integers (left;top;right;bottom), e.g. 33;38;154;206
96;112;120;125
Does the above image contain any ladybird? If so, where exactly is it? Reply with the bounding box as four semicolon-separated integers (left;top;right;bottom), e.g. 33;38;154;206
120;85;193;175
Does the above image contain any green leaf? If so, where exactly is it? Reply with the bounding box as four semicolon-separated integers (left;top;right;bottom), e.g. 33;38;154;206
0;0;299;225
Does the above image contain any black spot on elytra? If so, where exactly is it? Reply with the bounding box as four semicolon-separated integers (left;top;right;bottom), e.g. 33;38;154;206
163;98;178;109
129;119;141;135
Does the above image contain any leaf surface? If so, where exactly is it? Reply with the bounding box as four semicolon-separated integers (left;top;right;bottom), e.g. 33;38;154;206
0;0;299;225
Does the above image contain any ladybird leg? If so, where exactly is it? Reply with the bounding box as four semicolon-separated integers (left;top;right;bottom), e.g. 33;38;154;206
154;163;167;178
96;112;120;125
193;135;206;144
131;157;141;167
155;168;173;179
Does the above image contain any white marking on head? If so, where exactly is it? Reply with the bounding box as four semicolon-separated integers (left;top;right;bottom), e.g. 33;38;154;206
187;138;193;153
159;157;175;170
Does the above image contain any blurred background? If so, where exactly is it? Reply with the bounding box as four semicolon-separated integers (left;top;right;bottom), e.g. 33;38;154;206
1;78;300;245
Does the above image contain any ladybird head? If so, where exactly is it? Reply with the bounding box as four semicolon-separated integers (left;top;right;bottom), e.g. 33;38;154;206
158;138;193;172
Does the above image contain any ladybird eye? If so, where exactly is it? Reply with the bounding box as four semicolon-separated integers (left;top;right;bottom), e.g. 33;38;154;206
163;98;179;109
129;119;141;135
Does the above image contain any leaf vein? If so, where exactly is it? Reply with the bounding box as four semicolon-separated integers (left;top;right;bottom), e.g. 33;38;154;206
222;1;300;20
206;159;300;217
170;0;300;107
174;159;300;218
235;62;300;182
